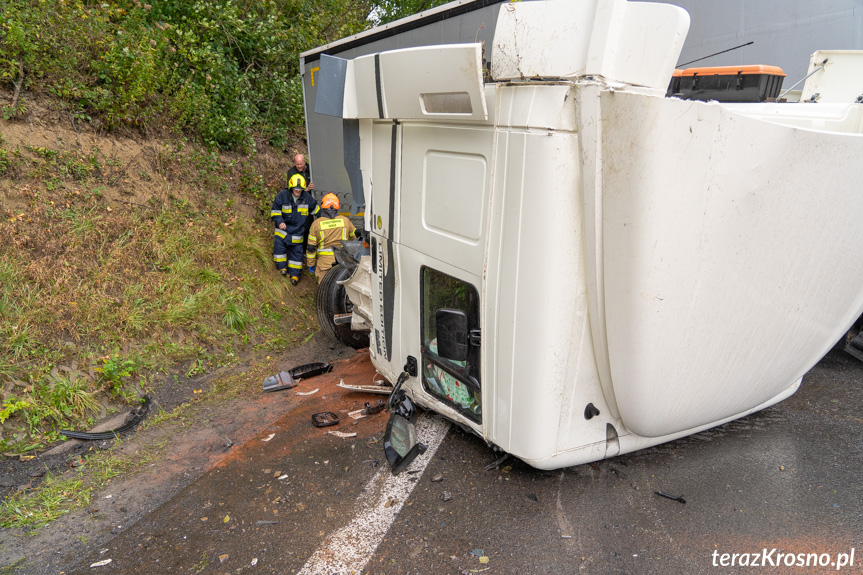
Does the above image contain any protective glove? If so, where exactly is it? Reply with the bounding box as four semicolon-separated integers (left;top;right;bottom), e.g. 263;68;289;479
308;266;316;274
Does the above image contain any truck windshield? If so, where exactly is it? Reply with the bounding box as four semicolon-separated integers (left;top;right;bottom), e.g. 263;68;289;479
420;267;481;422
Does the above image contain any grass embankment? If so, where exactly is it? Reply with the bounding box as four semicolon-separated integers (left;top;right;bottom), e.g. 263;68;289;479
0;124;319;528
0;128;317;453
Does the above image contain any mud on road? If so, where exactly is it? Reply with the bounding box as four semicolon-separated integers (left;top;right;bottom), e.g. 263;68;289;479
0;332;365;575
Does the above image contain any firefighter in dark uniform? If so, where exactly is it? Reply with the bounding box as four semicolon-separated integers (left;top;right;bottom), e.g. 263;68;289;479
271;176;319;285
287;154;314;253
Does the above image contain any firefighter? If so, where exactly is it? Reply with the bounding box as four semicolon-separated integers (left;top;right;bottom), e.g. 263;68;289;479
305;193;356;282
287;154;314;253
271;177;319;285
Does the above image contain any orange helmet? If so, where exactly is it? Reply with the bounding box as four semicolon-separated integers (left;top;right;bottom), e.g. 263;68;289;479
321;193;340;210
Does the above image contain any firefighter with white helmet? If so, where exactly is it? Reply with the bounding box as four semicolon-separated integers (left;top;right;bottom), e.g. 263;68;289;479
305;193;356;282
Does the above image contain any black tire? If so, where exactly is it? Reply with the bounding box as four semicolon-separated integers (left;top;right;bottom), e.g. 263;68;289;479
316;264;370;349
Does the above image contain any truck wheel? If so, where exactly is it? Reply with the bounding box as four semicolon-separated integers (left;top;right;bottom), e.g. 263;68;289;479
316;264;370;349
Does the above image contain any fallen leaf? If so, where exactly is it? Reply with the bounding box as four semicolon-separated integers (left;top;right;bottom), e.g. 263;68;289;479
480;556;490;564
219;553;229;563
223;515;230;523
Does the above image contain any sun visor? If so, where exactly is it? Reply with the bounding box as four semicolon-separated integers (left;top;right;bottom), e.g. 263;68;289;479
315;45;487;121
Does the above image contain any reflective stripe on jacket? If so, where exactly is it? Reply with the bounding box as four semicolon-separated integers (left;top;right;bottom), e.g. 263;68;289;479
270;188;319;233
305;216;356;265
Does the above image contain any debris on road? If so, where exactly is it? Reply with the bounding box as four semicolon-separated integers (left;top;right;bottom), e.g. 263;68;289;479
337;378;394;394
262;371;297;393
348;400;386;420
442;491;453;502
328;430;357;438
296;388;319;396
60;396;151;440
364;400;386;414
90;558;112;567
484;453;510;471
432;474;443;482
261;433;276;442
255;520;279;526
312;412;340;427
654;491;686;504
263;363;332;392
290;362;333;380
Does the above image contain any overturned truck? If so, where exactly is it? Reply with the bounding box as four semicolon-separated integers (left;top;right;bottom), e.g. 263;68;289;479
302;0;863;472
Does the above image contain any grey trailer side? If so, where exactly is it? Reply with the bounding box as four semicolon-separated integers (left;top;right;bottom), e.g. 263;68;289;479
299;0;504;224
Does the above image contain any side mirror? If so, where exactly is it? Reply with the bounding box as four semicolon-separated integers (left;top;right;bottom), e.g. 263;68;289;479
384;372;427;475
435;308;468;362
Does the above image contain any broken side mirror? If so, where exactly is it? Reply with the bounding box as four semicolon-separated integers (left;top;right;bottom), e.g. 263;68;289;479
384;372;427;475
435;308;469;362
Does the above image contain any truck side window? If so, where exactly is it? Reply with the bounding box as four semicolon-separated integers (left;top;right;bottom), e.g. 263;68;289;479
420;267;481;422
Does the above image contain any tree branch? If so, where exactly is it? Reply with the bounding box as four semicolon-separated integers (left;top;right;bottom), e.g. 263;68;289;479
11;57;24;109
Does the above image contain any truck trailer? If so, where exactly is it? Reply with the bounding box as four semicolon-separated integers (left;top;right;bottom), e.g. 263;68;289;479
301;0;863;472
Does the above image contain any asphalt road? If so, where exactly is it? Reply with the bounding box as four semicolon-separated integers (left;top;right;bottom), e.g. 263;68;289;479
65;348;863;575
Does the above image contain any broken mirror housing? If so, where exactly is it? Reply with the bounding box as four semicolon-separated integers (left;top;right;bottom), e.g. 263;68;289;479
383;373;427;474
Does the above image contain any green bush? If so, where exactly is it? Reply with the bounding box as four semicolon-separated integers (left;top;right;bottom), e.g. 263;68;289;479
0;0;374;150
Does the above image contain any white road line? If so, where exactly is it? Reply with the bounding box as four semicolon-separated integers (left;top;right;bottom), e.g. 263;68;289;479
297;415;450;575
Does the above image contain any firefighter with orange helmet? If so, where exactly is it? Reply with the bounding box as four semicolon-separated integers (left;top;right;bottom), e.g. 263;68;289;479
305;193;356;282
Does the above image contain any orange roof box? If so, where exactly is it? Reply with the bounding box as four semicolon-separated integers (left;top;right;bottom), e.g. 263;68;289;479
673;65;786;77
668;65;786;102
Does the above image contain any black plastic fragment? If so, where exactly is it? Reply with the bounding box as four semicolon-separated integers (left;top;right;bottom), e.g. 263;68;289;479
60;397;151;441
312;412;340;427
364;400;386;415
654;491;686;504
289;362;333;380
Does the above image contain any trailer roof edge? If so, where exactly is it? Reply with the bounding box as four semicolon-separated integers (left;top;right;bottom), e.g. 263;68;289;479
300;0;503;63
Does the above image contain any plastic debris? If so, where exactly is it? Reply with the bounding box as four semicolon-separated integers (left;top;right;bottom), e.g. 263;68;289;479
61;396;151;440
432;474;443;482
261;433;275;442
263;371;296;393
328;430;357;438
348;408;367;420
654;491;686;504
442;491;453;502
251;558;259;566
337;378;393;394
296;388;319;396
364;400;386;414
480;556;490;564
312;412;340;427
90;559;112;567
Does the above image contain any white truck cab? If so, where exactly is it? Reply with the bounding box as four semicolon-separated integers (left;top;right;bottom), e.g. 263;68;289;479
306;0;863;472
